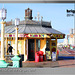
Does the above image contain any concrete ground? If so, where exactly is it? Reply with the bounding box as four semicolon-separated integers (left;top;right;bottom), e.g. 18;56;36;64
22;59;75;68
22;48;75;68
0;47;75;68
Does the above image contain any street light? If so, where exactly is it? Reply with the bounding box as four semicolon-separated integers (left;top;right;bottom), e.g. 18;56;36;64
15;18;20;55
11;18;20;68
15;18;20;26
0;8;8;68
0;8;7;21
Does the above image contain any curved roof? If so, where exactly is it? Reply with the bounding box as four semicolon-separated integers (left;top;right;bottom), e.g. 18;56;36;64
4;24;64;34
0;20;65;40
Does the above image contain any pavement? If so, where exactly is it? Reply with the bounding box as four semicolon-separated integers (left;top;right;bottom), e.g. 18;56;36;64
58;59;75;68
0;47;75;68
22;48;75;68
22;59;75;68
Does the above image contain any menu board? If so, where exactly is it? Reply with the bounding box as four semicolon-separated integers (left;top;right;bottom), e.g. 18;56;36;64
45;51;51;60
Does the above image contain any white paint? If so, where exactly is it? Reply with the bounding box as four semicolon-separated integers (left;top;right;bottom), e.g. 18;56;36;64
40;44;46;55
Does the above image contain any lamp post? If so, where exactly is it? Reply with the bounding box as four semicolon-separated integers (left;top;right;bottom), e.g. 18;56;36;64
0;8;8;68
11;18;21;68
15;18;20;55
67;4;75;45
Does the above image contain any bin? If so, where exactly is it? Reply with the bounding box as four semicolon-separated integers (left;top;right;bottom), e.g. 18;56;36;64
35;52;39;62
18;54;24;61
43;54;46;61
39;51;43;62
18;54;24;67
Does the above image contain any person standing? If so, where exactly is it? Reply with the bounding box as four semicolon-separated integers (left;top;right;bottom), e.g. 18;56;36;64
7;44;13;55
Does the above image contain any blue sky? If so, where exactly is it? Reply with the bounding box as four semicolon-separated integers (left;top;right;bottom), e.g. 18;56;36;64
0;3;74;42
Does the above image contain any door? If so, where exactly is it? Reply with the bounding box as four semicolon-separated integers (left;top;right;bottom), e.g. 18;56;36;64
28;39;35;61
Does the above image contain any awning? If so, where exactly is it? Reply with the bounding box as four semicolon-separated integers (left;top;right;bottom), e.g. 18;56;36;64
4;33;65;39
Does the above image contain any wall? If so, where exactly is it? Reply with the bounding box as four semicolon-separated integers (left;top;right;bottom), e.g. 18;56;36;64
40;38;46;55
10;39;24;55
21;40;24;54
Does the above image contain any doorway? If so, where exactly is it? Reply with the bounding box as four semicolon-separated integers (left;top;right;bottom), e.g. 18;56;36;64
28;39;35;61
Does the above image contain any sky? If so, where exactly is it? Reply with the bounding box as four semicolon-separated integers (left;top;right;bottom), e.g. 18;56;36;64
0;3;74;43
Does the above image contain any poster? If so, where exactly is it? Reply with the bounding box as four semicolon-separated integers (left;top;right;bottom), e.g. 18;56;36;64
52;52;56;61
45;51;51;60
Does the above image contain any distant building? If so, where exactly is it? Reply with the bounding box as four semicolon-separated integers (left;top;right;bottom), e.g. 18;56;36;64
67;28;75;45
63;39;68;45
57;39;68;46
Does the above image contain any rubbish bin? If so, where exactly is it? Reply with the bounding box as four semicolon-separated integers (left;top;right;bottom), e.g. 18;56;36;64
39;51;43;62
18;54;24;67
43;54;46;61
19;54;24;61
52;52;56;61
35;52;39;62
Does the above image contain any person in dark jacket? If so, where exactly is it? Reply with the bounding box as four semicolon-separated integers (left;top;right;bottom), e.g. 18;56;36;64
7;44;13;55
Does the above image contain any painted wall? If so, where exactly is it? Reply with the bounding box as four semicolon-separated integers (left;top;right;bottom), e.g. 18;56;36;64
40;38;46;55
10;39;24;55
21;40;24;54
